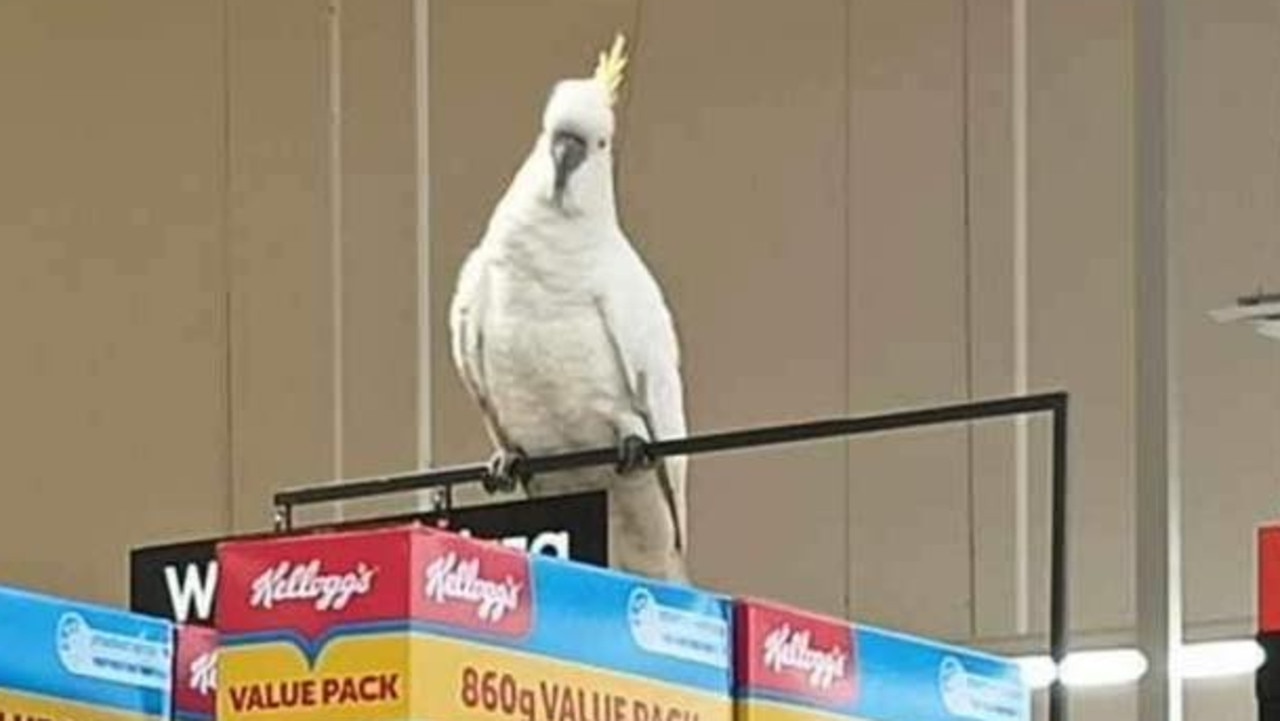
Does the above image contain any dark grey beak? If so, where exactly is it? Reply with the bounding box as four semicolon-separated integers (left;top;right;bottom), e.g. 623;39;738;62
551;130;588;204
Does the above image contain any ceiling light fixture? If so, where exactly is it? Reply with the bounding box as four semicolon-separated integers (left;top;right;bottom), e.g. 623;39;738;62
1208;290;1280;339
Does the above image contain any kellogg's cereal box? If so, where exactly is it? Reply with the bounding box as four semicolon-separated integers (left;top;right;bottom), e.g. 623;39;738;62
734;599;1030;721
0;583;173;721
215;524;733;721
174;624;217;721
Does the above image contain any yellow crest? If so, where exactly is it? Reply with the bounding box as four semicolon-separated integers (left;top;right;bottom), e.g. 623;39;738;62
593;33;629;106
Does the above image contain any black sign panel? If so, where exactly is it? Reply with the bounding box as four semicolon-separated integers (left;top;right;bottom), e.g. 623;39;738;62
1260;632;1280;718
129;491;607;626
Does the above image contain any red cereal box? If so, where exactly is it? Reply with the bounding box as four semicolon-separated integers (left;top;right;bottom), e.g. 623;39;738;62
216;523;733;721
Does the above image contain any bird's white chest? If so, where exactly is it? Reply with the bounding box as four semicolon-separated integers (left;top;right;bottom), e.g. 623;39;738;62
479;265;629;452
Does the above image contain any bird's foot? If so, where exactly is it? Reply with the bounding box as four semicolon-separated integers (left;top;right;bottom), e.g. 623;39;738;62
483;447;529;493
616;434;656;475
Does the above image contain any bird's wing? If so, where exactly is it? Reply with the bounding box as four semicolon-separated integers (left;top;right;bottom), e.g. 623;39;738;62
448;247;511;450
594;245;689;549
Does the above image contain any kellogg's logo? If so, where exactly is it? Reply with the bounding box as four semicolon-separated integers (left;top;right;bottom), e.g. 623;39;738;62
249;560;377;612
189;650;216;696
424;551;522;622
740;603;858;707
415;536;532;637
762;624;849;690
174;624;218;719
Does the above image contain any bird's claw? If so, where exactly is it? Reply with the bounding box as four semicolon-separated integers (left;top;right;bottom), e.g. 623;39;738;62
616;434;655;475
484;447;528;493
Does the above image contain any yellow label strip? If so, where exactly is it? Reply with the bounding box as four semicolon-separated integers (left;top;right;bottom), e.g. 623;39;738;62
219;632;733;721
0;687;163;721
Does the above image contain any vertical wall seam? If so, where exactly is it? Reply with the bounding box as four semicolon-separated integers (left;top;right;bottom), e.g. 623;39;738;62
842;0;854;617
1267;0;1280;525
1135;0;1182;715
414;0;434;505
961;0;978;642
329;0;346;499
221;0;236;531
1012;0;1031;636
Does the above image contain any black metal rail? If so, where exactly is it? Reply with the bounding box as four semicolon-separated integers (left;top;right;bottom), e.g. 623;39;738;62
272;390;1070;721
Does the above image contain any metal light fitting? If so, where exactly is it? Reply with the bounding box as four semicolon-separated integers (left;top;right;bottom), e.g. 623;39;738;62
1208;290;1280;339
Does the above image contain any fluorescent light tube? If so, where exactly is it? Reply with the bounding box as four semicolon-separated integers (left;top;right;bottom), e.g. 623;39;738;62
1015;655;1057;690
1013;638;1265;689
1177;640;1265;680
1058;649;1149;687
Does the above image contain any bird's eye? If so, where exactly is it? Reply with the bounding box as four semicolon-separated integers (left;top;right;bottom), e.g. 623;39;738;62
598;139;608;149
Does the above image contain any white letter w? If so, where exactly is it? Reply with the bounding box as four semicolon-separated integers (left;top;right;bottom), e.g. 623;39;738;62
164;561;218;623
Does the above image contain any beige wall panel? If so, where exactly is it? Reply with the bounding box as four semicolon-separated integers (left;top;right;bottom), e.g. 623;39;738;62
228;0;339;530
965;0;1024;643
428;0;639;511
1172;0;1280;633
1027;0;1135;635
1028;688;1136;721
620;0;849;614
847;0;972;640
0;0;228;604
336;0;423;518
1184;678;1254;721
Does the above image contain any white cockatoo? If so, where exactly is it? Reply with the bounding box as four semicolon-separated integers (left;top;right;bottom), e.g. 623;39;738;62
448;35;690;583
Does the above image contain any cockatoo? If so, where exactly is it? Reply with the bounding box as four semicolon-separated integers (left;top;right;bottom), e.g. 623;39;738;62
448;35;690;583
